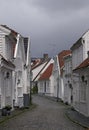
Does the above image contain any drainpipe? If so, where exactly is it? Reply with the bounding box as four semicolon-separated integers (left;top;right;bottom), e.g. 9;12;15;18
57;75;59;102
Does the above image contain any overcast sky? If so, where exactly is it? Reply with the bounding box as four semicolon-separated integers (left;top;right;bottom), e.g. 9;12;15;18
0;0;89;57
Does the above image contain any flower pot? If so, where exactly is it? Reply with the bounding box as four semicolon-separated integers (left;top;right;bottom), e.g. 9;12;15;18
1;108;7;116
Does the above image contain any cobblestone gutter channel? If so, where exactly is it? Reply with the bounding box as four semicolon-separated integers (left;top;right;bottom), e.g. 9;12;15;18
65;108;89;129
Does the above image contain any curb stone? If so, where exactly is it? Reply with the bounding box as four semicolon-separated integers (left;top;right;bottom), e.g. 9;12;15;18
65;110;89;129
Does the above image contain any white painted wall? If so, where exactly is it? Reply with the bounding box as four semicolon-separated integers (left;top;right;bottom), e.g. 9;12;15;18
38;76;54;97
13;35;26;107
63;55;73;105
71;31;89;113
72;45;83;70
72;31;89;70
74;69;89;117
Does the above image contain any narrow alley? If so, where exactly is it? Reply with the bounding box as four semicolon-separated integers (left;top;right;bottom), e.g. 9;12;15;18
0;95;86;130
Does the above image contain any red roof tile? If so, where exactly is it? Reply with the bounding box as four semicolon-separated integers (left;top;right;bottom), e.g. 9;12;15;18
74;58;89;71
39;63;53;80
58;50;71;68
58;50;71;75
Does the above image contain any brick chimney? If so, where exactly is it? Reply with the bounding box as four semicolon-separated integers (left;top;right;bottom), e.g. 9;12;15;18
43;54;48;60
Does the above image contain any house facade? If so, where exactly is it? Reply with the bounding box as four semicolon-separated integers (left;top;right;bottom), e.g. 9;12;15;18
63;53;73;105
0;55;15;109
14;35;31;107
0;25;16;109
38;63;54;96
73;57;89;116
53;50;71;101
0;25;31;108
31;55;53;88
71;30;89;111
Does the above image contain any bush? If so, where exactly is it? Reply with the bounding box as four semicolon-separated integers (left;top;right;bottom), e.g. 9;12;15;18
32;86;38;94
2;105;12;116
4;105;12;110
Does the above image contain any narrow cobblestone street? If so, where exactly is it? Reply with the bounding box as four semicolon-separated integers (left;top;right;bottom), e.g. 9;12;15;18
0;95;86;130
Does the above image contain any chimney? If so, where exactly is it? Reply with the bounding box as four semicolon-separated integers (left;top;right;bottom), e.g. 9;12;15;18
43;54;48;60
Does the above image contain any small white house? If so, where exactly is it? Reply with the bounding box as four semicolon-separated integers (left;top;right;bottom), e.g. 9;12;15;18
38;63;54;96
14;35;31;107
73;57;89;116
31;55;53;88
0;25;31;108
0;25;16;109
70;30;89;111
53;50;71;101
63;53;73;105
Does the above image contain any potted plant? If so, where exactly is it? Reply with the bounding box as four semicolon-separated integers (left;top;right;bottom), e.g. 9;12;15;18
1;107;7;116
5;105;12;115
2;105;12;116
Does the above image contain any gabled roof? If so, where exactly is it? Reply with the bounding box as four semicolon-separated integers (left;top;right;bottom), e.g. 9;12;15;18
31;58;50;70
74;58;89;71
70;30;89;51
70;38;82;50
58;50;71;69
0;54;15;68
33;58;51;81
1;25;18;37
38;63;53;80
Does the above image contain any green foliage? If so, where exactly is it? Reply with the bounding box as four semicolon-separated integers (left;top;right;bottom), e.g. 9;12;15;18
31;86;38;94
4;105;12;110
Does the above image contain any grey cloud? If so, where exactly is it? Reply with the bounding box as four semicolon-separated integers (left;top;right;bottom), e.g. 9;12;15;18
30;0;89;13
0;0;89;57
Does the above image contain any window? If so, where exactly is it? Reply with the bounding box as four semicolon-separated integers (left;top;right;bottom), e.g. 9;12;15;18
82;39;85;43
18;87;23;97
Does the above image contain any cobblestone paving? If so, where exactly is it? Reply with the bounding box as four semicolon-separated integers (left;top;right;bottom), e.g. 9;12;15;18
0;95;86;130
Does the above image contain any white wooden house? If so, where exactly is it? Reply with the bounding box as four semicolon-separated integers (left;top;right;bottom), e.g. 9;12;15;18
14;35;31;107
63;53;73;105
70;30;89;112
38;62;54;96
0;25;16;109
0;25;31;108
73;56;89;116
31;54;52;88
53;50;71;101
